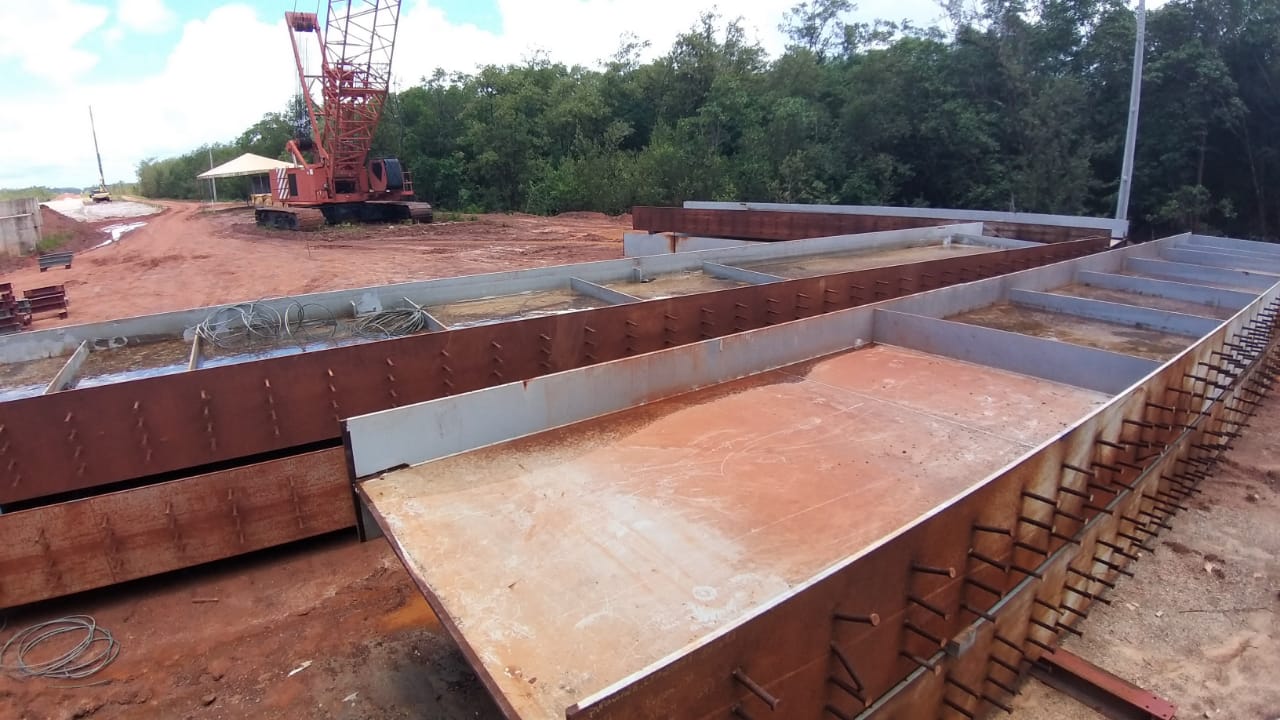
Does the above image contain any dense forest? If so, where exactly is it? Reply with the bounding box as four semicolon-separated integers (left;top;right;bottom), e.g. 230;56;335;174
137;0;1280;240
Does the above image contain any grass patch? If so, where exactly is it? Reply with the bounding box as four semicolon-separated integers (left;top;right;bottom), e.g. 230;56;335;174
434;210;480;223
36;231;73;254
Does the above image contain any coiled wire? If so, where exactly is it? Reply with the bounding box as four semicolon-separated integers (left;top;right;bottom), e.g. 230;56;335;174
195;300;338;349
355;298;437;338
1;615;119;682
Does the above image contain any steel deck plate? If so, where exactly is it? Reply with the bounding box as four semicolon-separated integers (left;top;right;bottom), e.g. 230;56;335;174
360;345;1108;719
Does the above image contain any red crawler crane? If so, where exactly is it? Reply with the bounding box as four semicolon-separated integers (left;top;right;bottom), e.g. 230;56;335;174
256;1;432;230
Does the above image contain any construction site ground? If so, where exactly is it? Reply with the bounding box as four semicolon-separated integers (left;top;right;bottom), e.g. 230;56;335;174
0;201;629;326
0;203;1276;719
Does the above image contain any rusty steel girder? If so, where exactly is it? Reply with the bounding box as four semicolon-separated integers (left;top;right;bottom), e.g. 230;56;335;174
0;239;1100;508
632;207;1108;245
562;294;1279;719
0;449;350;608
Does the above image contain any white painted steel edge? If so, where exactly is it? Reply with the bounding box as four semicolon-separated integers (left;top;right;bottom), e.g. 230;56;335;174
870;309;1159;395
1161;247;1280;274
43;341;88;394
1172;239;1280;262
347;234;1184;479
877;236;1161;320
345;310;876;478
1187;234;1280;257
946;232;1039;249
1008;288;1221;337
682;201;1128;237
0;223;982;365
1127;257;1278;290
1075;271;1257;309
568;277;641;304
700;262;786;284
623;229;1035;257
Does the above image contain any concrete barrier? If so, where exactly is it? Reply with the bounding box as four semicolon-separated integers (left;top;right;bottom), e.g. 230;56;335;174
0;198;41;257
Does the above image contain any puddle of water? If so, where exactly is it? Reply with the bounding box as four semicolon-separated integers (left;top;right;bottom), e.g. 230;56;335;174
200;335;372;369
92;221;147;249
74;362;191;389
0;383;47;402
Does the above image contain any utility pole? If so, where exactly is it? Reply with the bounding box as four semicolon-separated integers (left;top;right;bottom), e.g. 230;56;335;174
1115;0;1146;229
89;106;109;199
208;147;218;203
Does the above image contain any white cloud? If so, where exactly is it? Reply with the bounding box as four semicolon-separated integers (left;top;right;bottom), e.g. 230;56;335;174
117;0;178;33
0;0;109;81
0;4;293;188
6;0;1110;188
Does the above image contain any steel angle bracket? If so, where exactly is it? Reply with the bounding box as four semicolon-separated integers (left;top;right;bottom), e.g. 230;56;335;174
1030;648;1177;720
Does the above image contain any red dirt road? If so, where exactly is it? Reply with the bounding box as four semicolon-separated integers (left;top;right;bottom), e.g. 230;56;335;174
3;201;628;328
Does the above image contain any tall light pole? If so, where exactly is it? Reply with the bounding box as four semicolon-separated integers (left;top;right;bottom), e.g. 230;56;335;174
1115;0;1147;231
208;147;218;203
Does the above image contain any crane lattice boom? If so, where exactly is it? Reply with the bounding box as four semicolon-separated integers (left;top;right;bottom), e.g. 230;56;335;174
260;0;430;230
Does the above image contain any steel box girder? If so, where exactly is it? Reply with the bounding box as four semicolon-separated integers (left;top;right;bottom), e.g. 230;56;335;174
564;289;1279;719
0;448;350;608
632;207;1107;245
0;239;1099;506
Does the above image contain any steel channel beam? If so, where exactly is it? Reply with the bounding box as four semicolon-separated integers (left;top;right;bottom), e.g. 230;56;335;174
422;308;450;331
947;232;1040;249
1126;258;1277;291
1008;288;1221;337
569;277;641;305
1161;247;1280;274
563;284;1279;720
43;341;88;394
872;310;1160;395
1030;648;1178;719
0;448;350;608
1173;240;1280;263
700;262;787;285
1186;234;1280;258
634;207;1110;245
679;202;1127;241
1075;271;1255;311
0;238;1100;506
187;335;202;371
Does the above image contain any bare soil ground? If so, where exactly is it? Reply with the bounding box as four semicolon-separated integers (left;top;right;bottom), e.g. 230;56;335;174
0;201;628;327
0;201;628;719
0;203;1275;719
1013;394;1280;719
1;536;505;720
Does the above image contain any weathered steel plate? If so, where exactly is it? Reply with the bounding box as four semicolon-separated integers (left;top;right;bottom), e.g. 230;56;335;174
0;448;350;608
359;345;1108;719
632;207;1106;245
0;239;1099;506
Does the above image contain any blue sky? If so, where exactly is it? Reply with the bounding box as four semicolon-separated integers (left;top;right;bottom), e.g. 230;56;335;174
33;1;503;90
0;0;1146;189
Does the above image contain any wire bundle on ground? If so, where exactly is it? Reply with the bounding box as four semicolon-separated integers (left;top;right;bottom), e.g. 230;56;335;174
194;300;337;349
355;297;436;338
0;615;119;682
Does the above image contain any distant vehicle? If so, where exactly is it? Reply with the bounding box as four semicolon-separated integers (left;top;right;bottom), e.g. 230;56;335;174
89;106;111;203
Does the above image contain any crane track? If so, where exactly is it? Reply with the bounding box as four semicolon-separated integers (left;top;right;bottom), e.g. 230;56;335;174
255;207;326;232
